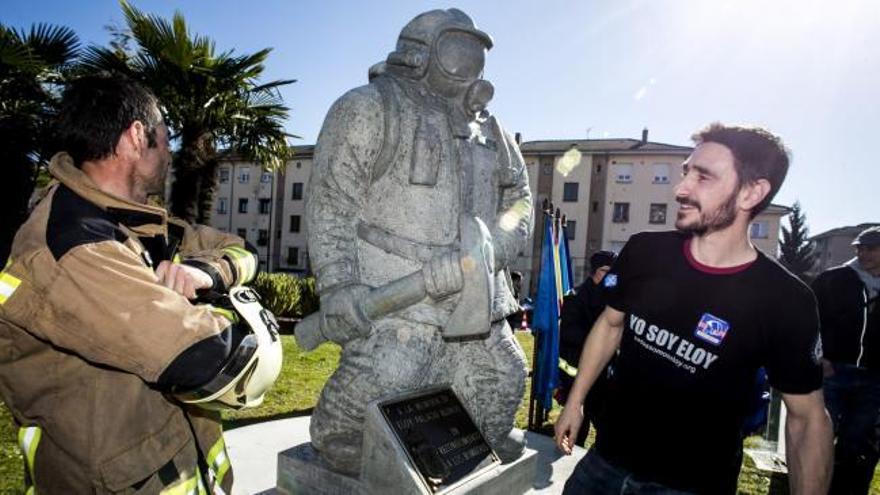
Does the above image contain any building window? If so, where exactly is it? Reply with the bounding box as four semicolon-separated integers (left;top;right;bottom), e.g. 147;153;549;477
541;157;554;176
238;198;249;213
612;202;630;223
750;221;769;239
216;197;228;214
260;171;272;183
652;163;670;184
219;168;230;184
290;215;301;233
649;203;667;224
562;182;579;202
237;228;247;239
291;182;304;200
287;247;299;266
259;198;271;214
565;220;576;240
238;167;251;184
613;163;633;183
257;229;269;246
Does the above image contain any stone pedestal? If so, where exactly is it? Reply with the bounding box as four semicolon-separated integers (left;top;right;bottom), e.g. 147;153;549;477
277;439;537;495
277;442;363;495
277;388;536;494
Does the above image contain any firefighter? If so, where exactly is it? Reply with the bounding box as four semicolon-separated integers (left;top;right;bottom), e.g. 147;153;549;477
0;75;281;493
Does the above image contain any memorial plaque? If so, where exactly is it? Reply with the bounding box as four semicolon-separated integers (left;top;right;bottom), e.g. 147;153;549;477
379;388;500;493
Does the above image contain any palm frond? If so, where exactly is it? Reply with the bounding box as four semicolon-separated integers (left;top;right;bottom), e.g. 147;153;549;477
250;79;297;94
21;23;79;66
77;45;131;75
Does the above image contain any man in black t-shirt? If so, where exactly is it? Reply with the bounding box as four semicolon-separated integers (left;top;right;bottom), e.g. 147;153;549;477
554;123;832;495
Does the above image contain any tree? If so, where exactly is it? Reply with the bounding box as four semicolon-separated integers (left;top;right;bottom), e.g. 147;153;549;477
80;0;294;223
779;201;817;282
0;23;79;266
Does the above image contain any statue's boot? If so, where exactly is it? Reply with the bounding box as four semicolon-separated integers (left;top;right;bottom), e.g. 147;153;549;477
494;428;526;463
317;433;363;477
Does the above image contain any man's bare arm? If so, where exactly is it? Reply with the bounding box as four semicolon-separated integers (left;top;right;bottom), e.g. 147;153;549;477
782;389;833;494
554;306;625;453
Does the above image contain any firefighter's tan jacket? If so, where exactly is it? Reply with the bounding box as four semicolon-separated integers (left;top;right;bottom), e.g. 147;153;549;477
0;153;258;493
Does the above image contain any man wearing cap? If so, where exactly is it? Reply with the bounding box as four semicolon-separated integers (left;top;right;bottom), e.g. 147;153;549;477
556;250;617;446
813;225;880;494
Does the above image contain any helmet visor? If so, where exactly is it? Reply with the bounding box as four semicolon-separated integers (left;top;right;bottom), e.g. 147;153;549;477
436;31;486;80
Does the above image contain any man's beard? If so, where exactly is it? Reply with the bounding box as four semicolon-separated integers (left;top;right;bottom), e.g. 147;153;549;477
145;158;169;195
675;191;738;236
133;156;169;199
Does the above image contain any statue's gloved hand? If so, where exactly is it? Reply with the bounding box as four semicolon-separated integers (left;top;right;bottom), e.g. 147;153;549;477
423;251;464;299
320;284;373;343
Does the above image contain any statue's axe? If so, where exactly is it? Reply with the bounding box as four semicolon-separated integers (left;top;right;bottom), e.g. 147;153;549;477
295;216;494;350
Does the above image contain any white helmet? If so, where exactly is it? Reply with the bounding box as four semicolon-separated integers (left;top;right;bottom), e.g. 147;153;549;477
176;286;283;410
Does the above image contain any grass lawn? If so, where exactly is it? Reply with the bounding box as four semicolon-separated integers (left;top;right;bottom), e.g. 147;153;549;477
3;332;880;494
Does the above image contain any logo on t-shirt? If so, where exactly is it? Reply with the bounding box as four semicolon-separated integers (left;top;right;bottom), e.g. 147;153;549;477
694;313;730;346
603;273;618;288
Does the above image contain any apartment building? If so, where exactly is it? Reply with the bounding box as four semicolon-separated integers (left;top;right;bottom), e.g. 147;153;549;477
748;204;790;257
518;131;692;292
211;146;314;273
517;131;789;293
275;146;314;273
214;130;790;297
212;159;276;270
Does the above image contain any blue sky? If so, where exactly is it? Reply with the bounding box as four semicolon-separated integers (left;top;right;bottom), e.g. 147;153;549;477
4;0;878;235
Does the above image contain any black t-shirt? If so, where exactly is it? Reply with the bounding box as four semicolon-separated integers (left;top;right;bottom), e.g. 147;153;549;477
595;231;822;495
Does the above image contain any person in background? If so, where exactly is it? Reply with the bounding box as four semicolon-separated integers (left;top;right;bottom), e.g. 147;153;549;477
813;225;880;495
555;250;617;447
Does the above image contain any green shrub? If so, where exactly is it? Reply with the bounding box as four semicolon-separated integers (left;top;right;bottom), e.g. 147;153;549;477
299;276;319;316
249;272;319;318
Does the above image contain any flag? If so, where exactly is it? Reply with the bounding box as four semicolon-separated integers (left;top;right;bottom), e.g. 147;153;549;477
531;212;574;410
559;217;574;297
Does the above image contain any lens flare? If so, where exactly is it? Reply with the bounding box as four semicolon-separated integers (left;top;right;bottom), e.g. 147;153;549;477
556;147;582;177
499;198;531;232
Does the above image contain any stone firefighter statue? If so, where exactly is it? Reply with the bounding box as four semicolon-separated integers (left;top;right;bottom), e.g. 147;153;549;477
301;8;534;475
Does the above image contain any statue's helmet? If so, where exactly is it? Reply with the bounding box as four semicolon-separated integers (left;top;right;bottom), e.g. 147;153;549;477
386;9;493;96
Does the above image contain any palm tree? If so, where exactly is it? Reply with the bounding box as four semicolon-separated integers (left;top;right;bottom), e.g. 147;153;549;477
80;0;294;223
0;23;79;266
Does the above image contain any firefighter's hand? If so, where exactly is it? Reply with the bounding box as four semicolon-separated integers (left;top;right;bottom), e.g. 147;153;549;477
423;251;464;299
320;284;373;343
554;404;584;455
155;261;213;300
